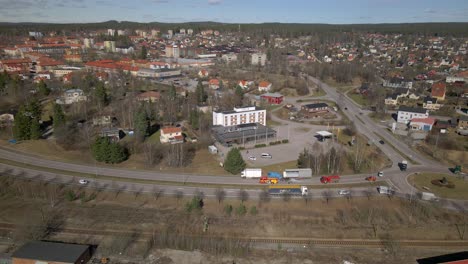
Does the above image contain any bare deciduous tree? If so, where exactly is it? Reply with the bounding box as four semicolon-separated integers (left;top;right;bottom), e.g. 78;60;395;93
322;190;332;204
238;189;249;204
215;188;226;204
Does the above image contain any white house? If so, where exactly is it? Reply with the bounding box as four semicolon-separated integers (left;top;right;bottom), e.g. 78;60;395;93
258;81;272;92
160;126;183;144
221;53;238;63
422;97;442;111
251;52;267;66
56;89;87;105
212;106;266;127
397;106;429;124
238;80;253;90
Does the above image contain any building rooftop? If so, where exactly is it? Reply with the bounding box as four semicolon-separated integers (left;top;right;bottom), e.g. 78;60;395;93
12;241;89;263
398;106;428;114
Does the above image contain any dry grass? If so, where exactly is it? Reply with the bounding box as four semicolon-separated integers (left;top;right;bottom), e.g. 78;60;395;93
408;173;468;200
260;160;298;173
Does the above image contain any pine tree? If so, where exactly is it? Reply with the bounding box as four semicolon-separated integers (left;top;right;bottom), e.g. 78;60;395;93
195;80;207;104
235;85;243;97
52;103;66;129
140;45;147;59
224;148;246;174
94;81;108;107
29;118;41;140
168;84;177;101
190;110;199;130
13;106;31;140
37;80;50;96
134;107;149;141
297;148;310;168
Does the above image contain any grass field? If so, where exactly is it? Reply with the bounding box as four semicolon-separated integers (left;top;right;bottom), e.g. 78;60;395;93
348;93;370;106
408;173;468;200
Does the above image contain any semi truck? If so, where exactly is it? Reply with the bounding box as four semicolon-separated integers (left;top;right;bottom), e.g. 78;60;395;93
268;185;308;196
283;168;312;178
241;168;262;178
378;186;395;195
399;160;408;171
267;171;282;179
320;175;340;184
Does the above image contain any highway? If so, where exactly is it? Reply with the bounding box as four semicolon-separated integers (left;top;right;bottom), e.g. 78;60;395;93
0;75;465;211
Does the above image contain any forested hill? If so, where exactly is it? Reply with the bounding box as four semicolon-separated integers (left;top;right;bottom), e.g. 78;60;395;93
1;21;468;37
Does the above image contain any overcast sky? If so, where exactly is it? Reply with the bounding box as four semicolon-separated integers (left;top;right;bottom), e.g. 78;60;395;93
0;0;467;24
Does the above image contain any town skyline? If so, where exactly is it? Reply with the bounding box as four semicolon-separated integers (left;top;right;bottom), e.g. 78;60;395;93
0;0;467;24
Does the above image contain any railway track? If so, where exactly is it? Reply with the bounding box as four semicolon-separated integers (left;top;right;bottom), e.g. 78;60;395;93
0;223;467;248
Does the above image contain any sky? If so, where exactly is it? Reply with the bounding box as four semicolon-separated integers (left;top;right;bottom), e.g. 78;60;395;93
0;0;467;24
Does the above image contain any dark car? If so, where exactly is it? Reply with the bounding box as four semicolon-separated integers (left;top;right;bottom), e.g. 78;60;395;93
344;107;348;110
379;140;385;144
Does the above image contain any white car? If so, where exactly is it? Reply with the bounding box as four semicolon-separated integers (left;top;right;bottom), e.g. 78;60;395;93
261;153;272;159
338;190;350;196
248;156;256;161
377;171;384;177
79;179;89;185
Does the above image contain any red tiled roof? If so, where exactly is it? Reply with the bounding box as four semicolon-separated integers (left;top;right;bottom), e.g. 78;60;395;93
259;81;271;87
411;117;435;125
161;126;182;134
209;79;219;85
431;83;446;98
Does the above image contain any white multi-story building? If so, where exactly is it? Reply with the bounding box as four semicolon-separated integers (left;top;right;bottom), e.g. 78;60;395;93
213;106;266;127
251;52;267;66
397;106;429;124
103;41;116;52
84;38;94;49
107;29;115;36
187;29;193;35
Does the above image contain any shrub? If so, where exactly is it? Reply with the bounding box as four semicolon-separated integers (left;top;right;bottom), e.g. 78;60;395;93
236;204;247;216
250;206;257;215
185;197;204;213
65;190;77;201
224;204;233;216
255;144;267;148
281;139;289;143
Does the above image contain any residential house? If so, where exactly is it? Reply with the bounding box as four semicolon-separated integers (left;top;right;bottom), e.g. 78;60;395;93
251;52;267;66
446;70;468;83
258;81;272;92
431;82;446;101
383;78;413;89
136;91;161;102
221;53;238;63
12;241;91;264
213;106;266;127
56;89;87;105
209;79;220;90
409;117;436;131
422;96;442;111
101;128;124;142
238;80;253;90
92;115;113;126
198;69;209;78
384;89;409;106
160;126;184;144
0;58;32;74
260;93;284;105
397;106;429;124
458;115;468;129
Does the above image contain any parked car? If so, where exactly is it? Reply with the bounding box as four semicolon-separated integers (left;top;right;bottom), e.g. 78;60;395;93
79;179;89;185
338;190;350;195
261;153;272;159
379;140;385;144
377;171;384;177
248;156;256;161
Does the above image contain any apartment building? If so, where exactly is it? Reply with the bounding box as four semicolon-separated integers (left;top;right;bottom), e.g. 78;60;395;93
213;106;266;127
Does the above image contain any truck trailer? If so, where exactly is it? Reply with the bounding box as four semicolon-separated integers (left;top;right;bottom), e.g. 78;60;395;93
421;192;439;201
283;168;312;178
267;171;283;179
268;185;308;196
241;168;262;178
399;160;408;171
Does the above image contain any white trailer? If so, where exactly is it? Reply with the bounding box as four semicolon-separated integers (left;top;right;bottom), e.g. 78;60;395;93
241;168;262;178
283;168;312;178
378;186;395;195
421;192;439;201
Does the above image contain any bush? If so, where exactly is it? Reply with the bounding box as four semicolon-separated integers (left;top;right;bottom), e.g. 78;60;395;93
224;204;233;216
238;147;245;150
236;204;247;216
250;206;257;215
254;144;267;148
281;139;289;144
185;197;204;213
65;190;77;201
269;141;282;146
